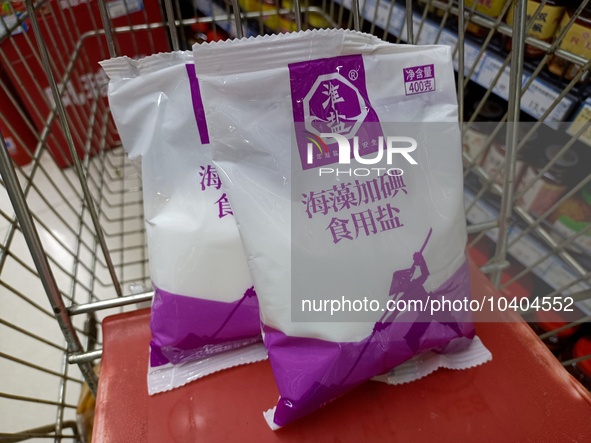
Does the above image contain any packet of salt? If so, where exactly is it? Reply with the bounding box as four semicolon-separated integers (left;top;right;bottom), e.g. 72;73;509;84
193;30;491;428
101;51;266;394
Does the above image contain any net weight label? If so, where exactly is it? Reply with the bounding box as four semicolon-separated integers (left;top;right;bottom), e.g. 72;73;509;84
403;64;436;96
405;79;436;96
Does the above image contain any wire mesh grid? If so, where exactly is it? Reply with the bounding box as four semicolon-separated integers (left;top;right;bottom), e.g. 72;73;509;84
0;0;590;440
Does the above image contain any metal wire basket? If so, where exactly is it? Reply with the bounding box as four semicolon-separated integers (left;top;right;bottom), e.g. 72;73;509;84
0;0;590;440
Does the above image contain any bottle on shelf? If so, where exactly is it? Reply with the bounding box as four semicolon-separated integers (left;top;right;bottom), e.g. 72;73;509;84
550;183;591;257
239;0;260;12
463;97;506;165
260;0;281;32
547;5;591;81
480;125;538;193
280;0;331;31
504;0;566;58
464;0;510;39
517;144;579;218
417;0;449;19
280;12;297;33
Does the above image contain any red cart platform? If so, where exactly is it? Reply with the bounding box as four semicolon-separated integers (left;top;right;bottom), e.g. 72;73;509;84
94;261;591;442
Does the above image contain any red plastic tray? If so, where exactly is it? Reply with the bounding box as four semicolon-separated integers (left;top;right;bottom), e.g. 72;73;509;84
94;260;591;442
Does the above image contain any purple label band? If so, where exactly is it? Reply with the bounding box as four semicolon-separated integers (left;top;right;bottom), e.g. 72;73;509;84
266;260;474;428
289;54;383;171
149;286;261;367
185;64;210;145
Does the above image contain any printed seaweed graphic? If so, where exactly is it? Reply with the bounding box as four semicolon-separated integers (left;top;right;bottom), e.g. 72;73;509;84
341;228;462;383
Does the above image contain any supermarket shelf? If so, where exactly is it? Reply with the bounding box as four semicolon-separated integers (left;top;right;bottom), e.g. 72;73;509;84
336;0;576;125
464;188;591;315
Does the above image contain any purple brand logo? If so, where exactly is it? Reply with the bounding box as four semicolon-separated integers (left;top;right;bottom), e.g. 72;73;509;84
304;73;368;139
289;55;383;170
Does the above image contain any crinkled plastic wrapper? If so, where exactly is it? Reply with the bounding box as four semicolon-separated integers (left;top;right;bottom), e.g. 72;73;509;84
101;51;266;395
193;30;491;429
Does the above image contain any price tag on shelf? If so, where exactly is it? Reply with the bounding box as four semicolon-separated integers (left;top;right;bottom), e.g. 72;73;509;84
437;30;485;77
415;20;439;45
389;3;406;36
463;41;487;78
361;0;375;18
399;14;424;42
567;99;591;147
521;80;574;125
475;55;511;101
373;0;391;31
358;0;405;35
438;31;458;54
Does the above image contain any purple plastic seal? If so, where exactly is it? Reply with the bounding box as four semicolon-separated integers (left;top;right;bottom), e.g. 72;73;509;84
149;286;261;367
289;54;383;170
267;259;474;427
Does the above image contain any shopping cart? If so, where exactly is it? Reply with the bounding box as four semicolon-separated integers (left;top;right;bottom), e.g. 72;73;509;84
0;0;590;441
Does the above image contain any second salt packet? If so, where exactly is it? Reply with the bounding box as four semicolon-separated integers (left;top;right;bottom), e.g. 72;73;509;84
101;51;266;394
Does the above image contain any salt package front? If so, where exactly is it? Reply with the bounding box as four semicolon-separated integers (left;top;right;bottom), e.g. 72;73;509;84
193;30;491;428
101;51;266;394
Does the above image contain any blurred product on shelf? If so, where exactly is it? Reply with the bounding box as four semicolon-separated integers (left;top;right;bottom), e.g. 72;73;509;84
504;0;566;58
463;97;506;164
279;0;330;32
280;0;296;32
467;236;534;300
464;0;509;38
191;20;229;43
173;0;202;47
563;336;591;390
548;6;591;81
239;0;259;12
237;0;284;32
0;0;27;37
261;0;281;31
481;125;537;193
550;184;591;256
280;10;297;32
518;144;579;217
279;0;298;33
307;10;331;29
0;68;34;167
417;0;447;18
529;310;581;357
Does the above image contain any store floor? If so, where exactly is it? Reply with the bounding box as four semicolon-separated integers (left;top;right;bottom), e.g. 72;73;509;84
0;148;144;437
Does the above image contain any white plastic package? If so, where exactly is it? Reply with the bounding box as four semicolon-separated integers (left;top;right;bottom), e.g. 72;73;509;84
101;51;266;395
193;30;491;428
